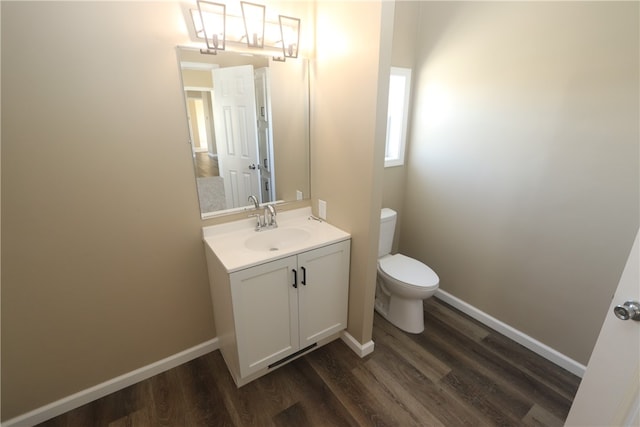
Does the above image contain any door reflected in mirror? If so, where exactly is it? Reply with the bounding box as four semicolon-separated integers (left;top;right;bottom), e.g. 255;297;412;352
178;47;310;219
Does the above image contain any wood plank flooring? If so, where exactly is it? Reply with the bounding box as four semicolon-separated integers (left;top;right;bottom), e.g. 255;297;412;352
195;152;219;178
37;298;581;426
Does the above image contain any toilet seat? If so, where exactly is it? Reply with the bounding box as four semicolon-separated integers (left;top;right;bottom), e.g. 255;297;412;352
378;254;439;289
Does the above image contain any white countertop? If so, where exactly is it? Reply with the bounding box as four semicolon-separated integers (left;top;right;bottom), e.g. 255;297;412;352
203;207;351;272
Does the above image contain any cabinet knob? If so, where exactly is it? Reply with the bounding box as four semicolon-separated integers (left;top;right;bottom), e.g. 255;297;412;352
301;266;306;286
292;269;297;288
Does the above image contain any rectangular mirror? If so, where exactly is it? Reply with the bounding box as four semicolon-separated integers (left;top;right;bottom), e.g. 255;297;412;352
177;47;310;219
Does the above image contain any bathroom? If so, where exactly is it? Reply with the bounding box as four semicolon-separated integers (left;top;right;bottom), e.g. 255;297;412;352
2;1;638;425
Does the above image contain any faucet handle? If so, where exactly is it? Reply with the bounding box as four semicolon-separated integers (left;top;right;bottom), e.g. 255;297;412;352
248;213;264;230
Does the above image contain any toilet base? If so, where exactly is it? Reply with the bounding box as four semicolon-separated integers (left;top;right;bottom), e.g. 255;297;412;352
375;294;425;334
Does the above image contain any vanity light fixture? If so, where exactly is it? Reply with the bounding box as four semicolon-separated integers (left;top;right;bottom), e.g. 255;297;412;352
196;0;226;55
190;0;301;58
240;1;265;48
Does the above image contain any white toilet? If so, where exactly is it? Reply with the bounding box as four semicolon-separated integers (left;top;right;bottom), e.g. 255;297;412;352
375;208;439;334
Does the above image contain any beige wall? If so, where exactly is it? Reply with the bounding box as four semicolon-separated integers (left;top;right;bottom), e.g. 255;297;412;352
11;0;629;421
311;0;391;345
1;2;217;419
382;0;421;252
1;0;380;421
182;68;214;88
270;59;311;202
398;1;639;364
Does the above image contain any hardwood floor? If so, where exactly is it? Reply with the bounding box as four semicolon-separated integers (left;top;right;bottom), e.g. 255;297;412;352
37;298;581;426
195;152;219;178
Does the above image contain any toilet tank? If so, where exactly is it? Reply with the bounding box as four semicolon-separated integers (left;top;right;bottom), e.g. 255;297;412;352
378;208;397;257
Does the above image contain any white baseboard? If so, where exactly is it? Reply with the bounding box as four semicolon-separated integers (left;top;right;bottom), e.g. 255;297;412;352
434;289;586;377
2;338;219;427
340;330;375;358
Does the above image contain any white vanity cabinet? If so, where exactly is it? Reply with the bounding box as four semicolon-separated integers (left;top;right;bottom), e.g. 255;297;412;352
205;238;350;386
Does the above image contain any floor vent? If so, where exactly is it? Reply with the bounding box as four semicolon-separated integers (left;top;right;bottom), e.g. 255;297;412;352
269;343;317;369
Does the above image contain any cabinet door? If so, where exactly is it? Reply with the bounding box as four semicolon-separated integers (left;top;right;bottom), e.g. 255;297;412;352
230;255;299;377
297;240;351;347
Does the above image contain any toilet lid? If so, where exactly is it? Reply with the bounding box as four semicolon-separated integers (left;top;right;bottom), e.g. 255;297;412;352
379;254;439;288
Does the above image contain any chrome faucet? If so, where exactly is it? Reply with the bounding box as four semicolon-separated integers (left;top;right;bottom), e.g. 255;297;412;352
247;195;263;230
247;196;277;231
248;195;259;209
264;204;277;228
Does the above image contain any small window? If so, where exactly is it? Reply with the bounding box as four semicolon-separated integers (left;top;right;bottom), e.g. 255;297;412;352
385;67;411;168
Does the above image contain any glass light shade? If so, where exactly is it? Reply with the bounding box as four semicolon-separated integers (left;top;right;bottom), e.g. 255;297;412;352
241;1;265;48
197;0;226;52
278;15;300;58
190;9;205;38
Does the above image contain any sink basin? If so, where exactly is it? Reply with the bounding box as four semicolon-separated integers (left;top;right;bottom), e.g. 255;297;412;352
203;207;351;272
244;227;311;252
